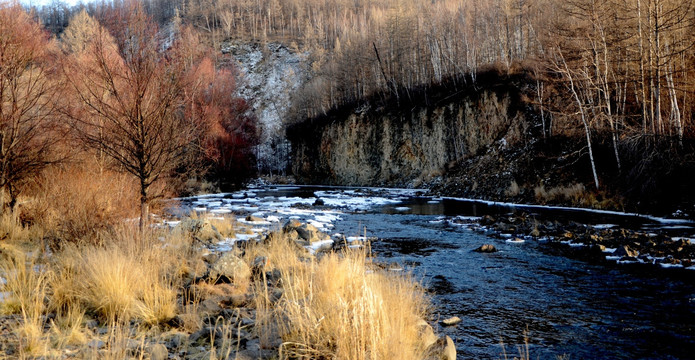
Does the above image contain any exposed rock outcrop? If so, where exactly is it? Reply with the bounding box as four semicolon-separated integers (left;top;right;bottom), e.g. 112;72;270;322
288;72;532;187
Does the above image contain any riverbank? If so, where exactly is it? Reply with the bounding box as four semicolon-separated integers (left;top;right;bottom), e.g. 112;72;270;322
0;214;453;359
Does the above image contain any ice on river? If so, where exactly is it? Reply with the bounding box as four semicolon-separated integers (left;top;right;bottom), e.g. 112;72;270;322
171;186;416;254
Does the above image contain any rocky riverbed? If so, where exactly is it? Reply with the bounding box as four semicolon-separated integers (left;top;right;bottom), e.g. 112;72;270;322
456;213;695;270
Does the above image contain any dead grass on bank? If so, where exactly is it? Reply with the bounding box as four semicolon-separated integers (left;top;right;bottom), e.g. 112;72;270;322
18;165;140;245
0;224;202;358
534;183;586;204
534;183;624;210
252;235;431;360
1;212;432;360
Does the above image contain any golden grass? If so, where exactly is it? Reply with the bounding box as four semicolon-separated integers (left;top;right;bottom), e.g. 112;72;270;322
20;165;139;244
51;234;179;325
0;249;52;357
49;305;90;348
0;211;34;243
253;235;430;360
207;216;237;238
0;213;433;360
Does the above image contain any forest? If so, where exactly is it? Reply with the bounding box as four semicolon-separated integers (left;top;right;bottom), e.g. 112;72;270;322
6;0;695;219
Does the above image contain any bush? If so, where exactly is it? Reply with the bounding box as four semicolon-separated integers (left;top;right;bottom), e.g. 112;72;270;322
20;164;139;244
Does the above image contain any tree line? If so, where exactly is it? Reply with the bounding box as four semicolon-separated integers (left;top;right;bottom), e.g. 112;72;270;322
20;0;695;196
175;0;695;152
1;1;258;230
28;0;695;135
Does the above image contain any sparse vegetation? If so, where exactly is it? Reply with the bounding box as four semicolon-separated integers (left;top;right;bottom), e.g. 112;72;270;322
534;183;586;204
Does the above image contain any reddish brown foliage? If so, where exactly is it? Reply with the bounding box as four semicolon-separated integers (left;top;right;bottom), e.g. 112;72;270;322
0;3;64;210
179;47;259;186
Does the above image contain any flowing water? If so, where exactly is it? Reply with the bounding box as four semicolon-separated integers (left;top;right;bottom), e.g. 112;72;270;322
174;185;695;359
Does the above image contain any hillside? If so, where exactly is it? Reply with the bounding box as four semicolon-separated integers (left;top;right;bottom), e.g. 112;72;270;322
289;68;695;217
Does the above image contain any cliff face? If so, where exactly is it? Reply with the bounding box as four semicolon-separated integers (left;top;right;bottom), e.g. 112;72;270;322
289;74;532;186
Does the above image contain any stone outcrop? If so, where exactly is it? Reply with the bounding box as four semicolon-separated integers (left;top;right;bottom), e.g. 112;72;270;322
288;72;531;187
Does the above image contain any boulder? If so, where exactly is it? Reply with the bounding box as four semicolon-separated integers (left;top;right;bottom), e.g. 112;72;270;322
208;253;251;284
174;218;223;243
613;245;638;258
425;335;456;360
283;220;329;244
417;319;438;350
283;219;302;231
474;244;497;253
313;198;325;206
440;316;462;326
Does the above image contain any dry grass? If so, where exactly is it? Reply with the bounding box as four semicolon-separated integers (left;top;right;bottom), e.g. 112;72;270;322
0;211;34;243
253;235;430;360
19;164;139;244
0;250;52;357
49;305;90;349
534;183;586;204
208;216;237;238
49;230;181;325
533;183;624;210
0;211;433;360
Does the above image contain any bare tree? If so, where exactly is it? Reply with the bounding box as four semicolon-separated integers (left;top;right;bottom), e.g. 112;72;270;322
554;49;600;190
0;3;63;212
64;3;195;232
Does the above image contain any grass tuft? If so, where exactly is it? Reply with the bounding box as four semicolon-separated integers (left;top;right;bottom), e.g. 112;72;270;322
253;236;430;360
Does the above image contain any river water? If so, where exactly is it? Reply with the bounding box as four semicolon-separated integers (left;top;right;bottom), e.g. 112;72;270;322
173;185;695;359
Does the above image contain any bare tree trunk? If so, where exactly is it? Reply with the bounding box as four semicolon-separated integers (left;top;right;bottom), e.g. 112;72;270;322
637;0;649;134
536;75;547;138
559;53;600;190
598;28;621;171
139;182;149;234
666;67;682;143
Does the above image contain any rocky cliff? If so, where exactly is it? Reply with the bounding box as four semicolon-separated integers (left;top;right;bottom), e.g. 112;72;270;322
288;72;534;187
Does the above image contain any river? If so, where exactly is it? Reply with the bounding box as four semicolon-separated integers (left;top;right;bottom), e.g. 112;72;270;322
172;185;695;359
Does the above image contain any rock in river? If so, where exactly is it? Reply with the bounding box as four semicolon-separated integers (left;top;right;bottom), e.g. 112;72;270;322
440;316;462;326
474;244;498;253
613;245;639;258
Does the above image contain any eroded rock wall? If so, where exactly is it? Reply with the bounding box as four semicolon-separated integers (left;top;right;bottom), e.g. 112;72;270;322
289;77;531;187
